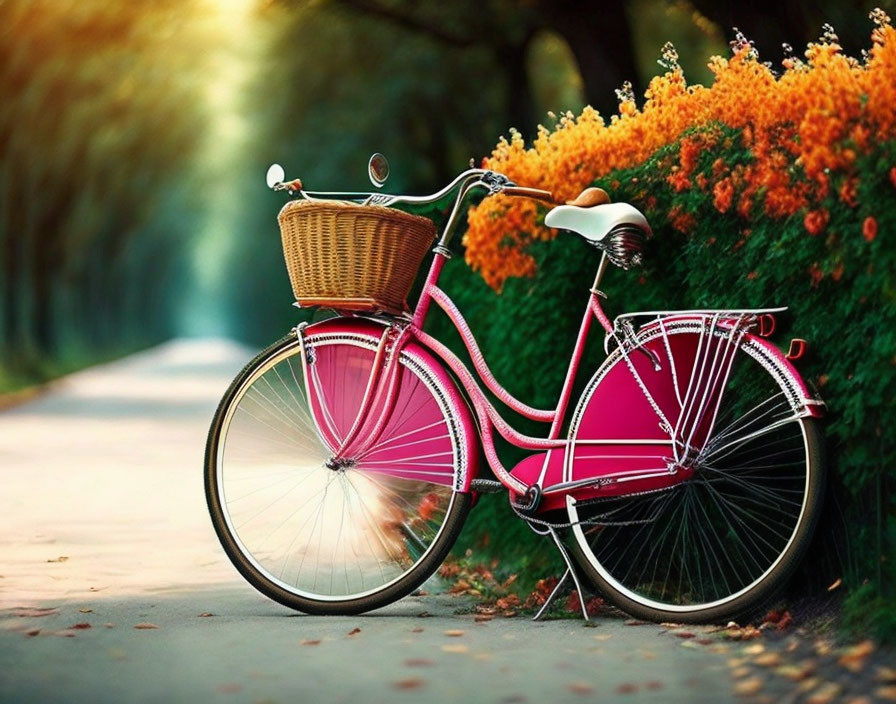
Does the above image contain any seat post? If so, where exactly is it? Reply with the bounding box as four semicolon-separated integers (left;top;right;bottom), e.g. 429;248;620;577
591;252;610;296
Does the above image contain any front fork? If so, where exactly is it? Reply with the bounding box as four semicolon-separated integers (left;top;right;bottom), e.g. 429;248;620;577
294;320;410;461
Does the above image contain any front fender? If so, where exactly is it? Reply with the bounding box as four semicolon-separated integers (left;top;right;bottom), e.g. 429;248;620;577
302;317;481;491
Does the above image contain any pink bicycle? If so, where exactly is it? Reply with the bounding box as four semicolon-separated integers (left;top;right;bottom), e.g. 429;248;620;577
205;156;825;623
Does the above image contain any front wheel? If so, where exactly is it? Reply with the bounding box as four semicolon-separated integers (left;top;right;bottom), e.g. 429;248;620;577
205;330;473;615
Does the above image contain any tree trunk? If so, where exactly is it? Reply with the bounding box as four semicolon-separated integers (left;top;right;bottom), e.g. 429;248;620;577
546;0;642;118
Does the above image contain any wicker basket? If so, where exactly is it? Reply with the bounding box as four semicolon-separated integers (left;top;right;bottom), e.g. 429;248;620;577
278;200;437;315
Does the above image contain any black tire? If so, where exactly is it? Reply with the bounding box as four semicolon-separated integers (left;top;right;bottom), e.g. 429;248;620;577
205;333;473;615
569;418;824;624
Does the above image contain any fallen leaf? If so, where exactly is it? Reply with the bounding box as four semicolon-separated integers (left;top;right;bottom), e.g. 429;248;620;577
13;607;58;618
198;613;214;618
441;644;469;654
733;676;763;696
403;658;433;667
646;681;664;691
393;678;425;690
347;628;361;636
776;664;813;681
25;629;40;637
70;623;91;630
776;612;793;630
805;682;842;704
876;666;896;684
300;639;321;646
798;678;821;694
53;630;77;638
410;627;424;633
568;682;593;695
754;653;781;667
78;608;93;614
814;640;833;656
624;619;647;626
594;634;612;641
876;686;896;702
661;622;684;628
743;643;765;655
616;683;638;694
46;556;68;563
474;614;494;622
134;623;159;630
417;611;433;618
846;696;872;704
674;631;696;639
104;623;115;629
838;639;874;673
827;578;842;592
444;629;465;637
732;667;752;679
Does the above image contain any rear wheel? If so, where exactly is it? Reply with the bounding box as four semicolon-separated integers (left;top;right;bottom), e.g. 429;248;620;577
205;332;472;614
568;326;825;623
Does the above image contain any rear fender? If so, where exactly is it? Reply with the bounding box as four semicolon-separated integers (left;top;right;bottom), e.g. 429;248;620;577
634;315;825;418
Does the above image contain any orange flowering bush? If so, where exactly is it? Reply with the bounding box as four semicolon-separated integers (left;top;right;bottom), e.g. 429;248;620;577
434;10;896;639
464;11;896;290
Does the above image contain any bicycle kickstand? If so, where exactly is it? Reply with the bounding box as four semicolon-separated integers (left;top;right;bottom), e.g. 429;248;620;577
533;527;591;623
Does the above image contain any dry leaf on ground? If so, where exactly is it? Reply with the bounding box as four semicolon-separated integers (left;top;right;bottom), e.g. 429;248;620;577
733;676;763;696
393;678;425;690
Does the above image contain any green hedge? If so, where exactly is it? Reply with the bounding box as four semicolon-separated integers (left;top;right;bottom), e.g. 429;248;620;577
428;127;896;636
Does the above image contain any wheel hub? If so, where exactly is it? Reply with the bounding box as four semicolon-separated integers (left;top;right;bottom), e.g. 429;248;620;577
325;457;355;472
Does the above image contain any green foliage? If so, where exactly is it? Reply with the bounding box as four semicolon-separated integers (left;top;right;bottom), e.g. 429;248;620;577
432;121;896;631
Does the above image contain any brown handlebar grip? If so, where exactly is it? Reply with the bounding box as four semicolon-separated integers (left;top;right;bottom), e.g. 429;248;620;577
284;178;304;191
502;186;555;202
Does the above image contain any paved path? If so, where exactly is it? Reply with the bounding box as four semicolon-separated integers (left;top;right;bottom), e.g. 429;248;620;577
0;340;739;703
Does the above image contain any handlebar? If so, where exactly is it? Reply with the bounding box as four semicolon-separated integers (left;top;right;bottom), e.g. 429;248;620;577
272;166;559;249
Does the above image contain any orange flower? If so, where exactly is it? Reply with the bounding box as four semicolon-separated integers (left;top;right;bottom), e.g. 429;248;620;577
838;177;859;207
465;15;896;289
809;262;824;286
862;215;878;242
713;178;735;213
668;206;696;233
804;209;830;236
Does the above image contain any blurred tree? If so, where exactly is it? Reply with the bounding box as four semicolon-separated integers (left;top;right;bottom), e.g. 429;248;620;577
328;0;640;134
0;0;217;377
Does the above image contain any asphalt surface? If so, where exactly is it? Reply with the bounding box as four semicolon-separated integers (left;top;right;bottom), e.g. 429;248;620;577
0;339;741;703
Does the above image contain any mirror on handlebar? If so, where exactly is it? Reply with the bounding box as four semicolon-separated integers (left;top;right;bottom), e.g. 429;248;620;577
265;163;285;190
368;153;390;188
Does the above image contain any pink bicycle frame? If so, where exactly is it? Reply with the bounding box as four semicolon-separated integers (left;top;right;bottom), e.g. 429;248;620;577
291;176;824;511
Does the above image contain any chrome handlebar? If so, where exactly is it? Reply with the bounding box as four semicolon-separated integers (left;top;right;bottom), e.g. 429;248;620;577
275;167;554;249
